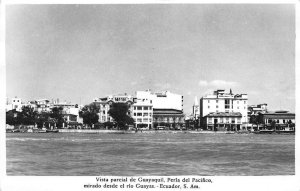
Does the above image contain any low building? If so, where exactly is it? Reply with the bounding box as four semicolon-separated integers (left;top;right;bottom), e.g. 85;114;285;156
152;109;185;130
257;111;295;131
248;103;268;123
202;112;242;131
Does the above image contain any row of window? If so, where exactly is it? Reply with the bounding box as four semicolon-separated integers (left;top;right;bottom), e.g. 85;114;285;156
133;106;152;110
208;117;241;124
135;119;152;123
133;113;152;117
267;119;293;124
207;100;247;104
208;106;246;109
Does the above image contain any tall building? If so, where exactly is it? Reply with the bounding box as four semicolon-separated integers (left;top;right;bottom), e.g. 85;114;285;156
200;89;248;131
136;90;185;129
132;98;153;129
136;90;183;111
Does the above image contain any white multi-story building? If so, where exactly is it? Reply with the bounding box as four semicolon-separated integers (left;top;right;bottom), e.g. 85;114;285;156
136;90;185;129
132;99;153;129
136;90;183;111
200;89;248;130
6;97;23;112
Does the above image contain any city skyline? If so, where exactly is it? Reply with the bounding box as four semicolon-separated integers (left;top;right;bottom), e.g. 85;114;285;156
6;4;295;113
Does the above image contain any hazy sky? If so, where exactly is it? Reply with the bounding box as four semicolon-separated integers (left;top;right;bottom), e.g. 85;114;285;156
6;4;295;113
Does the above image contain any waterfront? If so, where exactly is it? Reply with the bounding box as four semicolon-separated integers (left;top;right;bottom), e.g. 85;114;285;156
6;133;294;176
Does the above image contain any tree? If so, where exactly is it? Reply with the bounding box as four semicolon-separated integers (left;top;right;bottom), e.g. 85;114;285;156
20;106;38;125
50;107;65;128
108;103;134;130
6;110;18;126
36;112;50;128
79;103;100;127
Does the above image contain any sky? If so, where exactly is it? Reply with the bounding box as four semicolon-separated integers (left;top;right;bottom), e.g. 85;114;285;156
6;4;295;114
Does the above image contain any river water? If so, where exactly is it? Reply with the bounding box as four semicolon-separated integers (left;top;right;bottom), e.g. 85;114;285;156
6;132;294;176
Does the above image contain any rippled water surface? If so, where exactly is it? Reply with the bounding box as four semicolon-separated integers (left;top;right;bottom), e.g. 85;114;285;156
6;132;295;176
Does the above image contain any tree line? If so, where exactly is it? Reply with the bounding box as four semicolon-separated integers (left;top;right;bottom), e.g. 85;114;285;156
6;102;134;130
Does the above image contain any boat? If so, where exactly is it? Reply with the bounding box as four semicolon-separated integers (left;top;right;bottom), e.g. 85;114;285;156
256;129;275;134
46;129;59;133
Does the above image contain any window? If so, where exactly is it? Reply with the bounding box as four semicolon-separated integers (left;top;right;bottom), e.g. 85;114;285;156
244;101;246;104
137;107;142;110
143;106;148;110
137;119;142;122
268;119;272;124
143;113;148;117
134;106;136;110
216;105;219;108
137;113;142;116
208;118;212;123
208;100;210;103
134;113;136;116
216;100;219;103
283;120;285;123
208;106;210;109
231;119;235;124
220;118;223;123
225;99;230;109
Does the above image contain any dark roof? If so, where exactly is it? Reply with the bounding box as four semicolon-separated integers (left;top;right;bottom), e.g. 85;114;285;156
153;109;183;115
205;112;242;117
260;112;295;119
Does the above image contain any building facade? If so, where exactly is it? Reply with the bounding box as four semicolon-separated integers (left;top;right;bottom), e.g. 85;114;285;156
136;90;185;129
257;111;295;131
93;94;134;124
136;90;183;111
132;99;153;129
93;90;184;129
202;112;243;131
200;89;248;130
152;109;185;130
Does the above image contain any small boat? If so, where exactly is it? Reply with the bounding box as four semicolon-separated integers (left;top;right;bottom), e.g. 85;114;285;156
257;129;275;134
46;129;59;133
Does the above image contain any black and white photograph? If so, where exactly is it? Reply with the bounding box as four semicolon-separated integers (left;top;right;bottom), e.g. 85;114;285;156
1;1;299;191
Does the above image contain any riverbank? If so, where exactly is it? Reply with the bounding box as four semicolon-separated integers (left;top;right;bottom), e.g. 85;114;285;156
58;129;238;134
